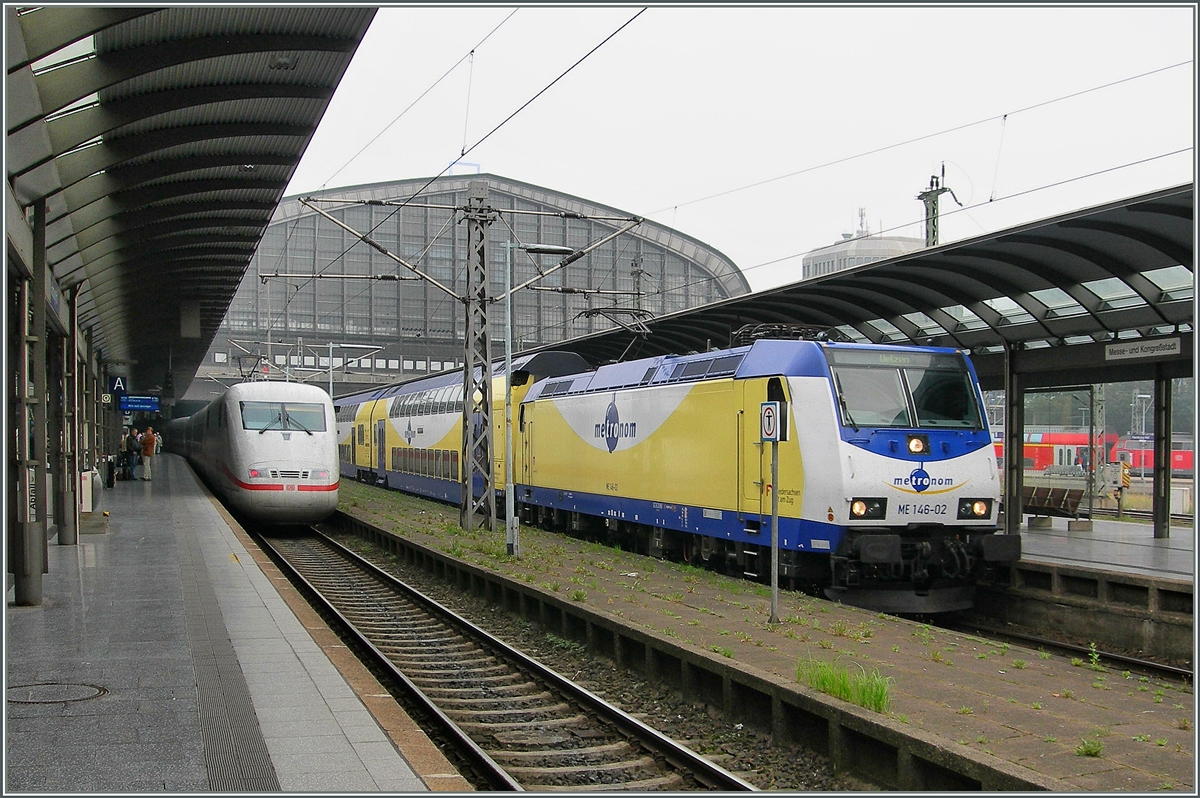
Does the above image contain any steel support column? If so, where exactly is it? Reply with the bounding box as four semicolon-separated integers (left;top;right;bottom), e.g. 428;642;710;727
1151;365;1173;539
12;200;48;604
1003;344;1025;537
84;329;95;472
50;327;72;544
62;287;80;544
460;180;495;531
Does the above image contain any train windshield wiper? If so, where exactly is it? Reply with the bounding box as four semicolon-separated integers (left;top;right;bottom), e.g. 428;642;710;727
286;413;314;435
833;373;859;432
259;412;283;434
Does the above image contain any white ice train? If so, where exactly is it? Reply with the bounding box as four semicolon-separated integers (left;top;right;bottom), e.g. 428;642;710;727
165;381;339;523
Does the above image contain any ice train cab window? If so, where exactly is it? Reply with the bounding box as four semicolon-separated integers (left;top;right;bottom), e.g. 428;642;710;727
239;402;328;432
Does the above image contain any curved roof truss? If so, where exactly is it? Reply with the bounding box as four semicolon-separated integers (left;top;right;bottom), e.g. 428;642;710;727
6;6;376;397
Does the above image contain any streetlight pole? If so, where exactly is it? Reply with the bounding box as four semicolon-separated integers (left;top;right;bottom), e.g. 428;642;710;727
503;242;574;557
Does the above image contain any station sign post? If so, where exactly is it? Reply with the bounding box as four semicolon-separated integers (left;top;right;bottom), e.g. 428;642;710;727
761;401;787;624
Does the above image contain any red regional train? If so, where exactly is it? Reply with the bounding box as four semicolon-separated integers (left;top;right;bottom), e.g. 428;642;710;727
991;431;1118;472
992;431;1194;478
1109;433;1195;478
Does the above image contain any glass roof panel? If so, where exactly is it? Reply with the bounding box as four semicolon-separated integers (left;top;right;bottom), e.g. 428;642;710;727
982;296;1034;326
45;93;99;122
1081;277;1143;310
940;305;988;331
866;318;902;336
31;36;95;75
1143;265;1192;292
1142;265;1194;301
1029;287;1086;317
901;311;946;336
835;325;870;343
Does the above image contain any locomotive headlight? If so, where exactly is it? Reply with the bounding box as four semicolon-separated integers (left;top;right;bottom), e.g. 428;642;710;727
312;469;330;480
957;498;993;519
906;434;930;455
850;498;887;519
248;468;263;479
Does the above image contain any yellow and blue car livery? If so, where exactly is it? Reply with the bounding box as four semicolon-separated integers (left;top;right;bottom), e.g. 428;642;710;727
517;339;1018;613
334;352;589;504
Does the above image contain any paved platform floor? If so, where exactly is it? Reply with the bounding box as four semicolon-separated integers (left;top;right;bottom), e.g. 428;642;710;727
1020;516;1194;580
5;455;434;793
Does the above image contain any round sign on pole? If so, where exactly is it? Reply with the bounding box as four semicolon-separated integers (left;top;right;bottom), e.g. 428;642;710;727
761;401;779;441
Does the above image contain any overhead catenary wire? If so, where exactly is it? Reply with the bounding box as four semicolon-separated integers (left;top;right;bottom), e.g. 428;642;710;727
989;114;1008;203
648;60;1191;216
258;32;1187;365
320;8;518;191
258;9;647;348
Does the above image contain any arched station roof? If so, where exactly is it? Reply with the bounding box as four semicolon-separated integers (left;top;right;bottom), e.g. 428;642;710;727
546;183;1194;388
6;6;377;395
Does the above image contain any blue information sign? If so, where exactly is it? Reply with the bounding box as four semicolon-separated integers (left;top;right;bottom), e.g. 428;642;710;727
119;394;160;413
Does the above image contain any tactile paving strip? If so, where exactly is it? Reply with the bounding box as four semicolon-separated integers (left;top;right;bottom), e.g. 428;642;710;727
176;509;280;791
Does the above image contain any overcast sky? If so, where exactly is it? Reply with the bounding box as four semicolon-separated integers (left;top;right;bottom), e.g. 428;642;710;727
286;5;1196;293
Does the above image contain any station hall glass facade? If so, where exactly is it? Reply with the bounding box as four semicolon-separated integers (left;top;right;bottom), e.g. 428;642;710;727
187;175;749;400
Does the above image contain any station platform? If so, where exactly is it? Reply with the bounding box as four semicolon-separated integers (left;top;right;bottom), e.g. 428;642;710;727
335;481;1195;792
1020;515;1194;580
5;454;463;793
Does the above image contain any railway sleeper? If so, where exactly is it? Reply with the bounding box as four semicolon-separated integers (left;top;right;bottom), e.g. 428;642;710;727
488;741;638;763
533;773;685;792
382;649;490;663
413;669;522;686
431;690;556;708
453;714;589;732
505;755;661;780
374;638;477;652
442;702;573;721
419;681;530;698
403;664;513;680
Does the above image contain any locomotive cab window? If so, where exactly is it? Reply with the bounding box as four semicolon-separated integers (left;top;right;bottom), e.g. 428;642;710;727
239;401;328;432
827;349;983;431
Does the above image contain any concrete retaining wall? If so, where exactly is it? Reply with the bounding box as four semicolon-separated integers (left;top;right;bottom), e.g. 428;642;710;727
974;562;1193;665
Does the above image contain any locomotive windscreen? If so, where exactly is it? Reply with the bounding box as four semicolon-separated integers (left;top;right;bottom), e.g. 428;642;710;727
826;349;983;430
240;401;328;432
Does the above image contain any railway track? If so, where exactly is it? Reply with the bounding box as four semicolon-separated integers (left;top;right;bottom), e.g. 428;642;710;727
945;617;1193;685
1090;507;1194;525
255;527;756;792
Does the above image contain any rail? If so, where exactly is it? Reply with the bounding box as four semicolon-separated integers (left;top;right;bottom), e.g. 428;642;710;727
256;526;756;792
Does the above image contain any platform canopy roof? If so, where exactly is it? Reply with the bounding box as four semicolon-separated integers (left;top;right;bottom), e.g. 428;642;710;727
547;183;1194;383
6;6;376;397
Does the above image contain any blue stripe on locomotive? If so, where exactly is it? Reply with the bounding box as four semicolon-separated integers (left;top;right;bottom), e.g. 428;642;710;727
523;486;846;554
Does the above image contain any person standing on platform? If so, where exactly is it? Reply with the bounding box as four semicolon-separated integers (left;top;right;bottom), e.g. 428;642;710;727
124;427;140;480
140;426;157;481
